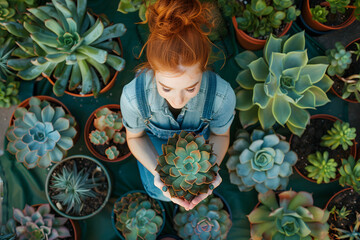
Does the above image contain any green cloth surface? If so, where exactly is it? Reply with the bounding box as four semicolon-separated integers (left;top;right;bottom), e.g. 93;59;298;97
0;1;351;239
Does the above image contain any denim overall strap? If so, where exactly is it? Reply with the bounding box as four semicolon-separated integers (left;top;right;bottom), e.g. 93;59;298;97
201;71;217;122
135;71;151;124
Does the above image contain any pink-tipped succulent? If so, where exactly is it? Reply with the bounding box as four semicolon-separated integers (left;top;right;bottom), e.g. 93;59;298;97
105;146;120;160
94;107;123;139
89;130;109;145
113;131;126;144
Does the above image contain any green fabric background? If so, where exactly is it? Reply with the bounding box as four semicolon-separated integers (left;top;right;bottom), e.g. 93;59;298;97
0;0;350;239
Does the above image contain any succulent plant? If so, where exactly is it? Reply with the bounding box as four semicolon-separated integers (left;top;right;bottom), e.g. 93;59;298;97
0;36;16;78
330;206;351;220
113;131;126;144
327;0;350;14
4;0;126;97
155;130;219;202
114;191;164;240
248;190;330;240
217;0;242;17
226;129;297;193
0;219;16;240
94;107;123;139
12;204;71;240
311;5;329;23
320;120;356;151
0;0;15;22
89;130;109;145
305;151;338;184
117;0;156;21
0;76;20;108
350;42;360;61
355;0;360;21
6;97;77;169
341;74;360;102
338;156;360;193
333;211;360;240
326;42;352;76
174;194;232;240
105;146;119;160
50;162;100;215
235;31;332;136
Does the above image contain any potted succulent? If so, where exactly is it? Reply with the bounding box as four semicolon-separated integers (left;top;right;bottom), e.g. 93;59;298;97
6;96;78;169
226;129;298;193
232;0;300;50
112;190;165;240
290;115;357;183
3;0;126;97
302;0;359;32
0;75;20;108
173;193;232;240
235;31;333;137
155;130;219;202
45;154;112;220
84;104;131;162
248;190;330;239
117;0;156;21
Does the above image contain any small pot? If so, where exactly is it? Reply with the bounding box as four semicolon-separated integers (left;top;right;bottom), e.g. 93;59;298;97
111;190;166;240
45;155;112;220
232;16;292;50
302;0;356;31
84;104;131;162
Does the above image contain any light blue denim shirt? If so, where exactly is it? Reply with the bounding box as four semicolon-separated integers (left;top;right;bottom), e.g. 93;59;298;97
120;70;236;135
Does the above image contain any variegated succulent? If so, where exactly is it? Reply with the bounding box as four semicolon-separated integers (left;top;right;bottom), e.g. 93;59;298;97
248;190;330;240
227;129;297;193
3;0;126;97
155;130;219;202
6;97;77;168
174;194;232;240
114;191;164;240
235;31;333;136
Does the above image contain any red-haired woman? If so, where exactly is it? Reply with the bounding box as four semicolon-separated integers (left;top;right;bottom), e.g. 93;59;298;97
120;0;236;210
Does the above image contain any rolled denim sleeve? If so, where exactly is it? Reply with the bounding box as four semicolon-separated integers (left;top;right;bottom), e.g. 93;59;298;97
120;85;146;133
209;82;236;135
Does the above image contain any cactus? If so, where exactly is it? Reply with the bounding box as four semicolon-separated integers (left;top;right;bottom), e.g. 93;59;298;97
89;130;109;145
311;5;329;23
305;151;338;184
333;211;360;239
327;0;350;14
0;76;20;108
338;156;360;193
320;120;356;151
105;146;119;160
174;195;232;240
326;42;352;76
114;192;163;240
155;130;219;202
113;131;126;144
6;97;77;169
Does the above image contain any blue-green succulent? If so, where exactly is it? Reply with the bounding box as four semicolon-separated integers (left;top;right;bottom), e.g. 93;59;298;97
326;42;352;76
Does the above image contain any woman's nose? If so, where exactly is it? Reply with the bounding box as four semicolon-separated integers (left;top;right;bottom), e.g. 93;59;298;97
174;92;185;106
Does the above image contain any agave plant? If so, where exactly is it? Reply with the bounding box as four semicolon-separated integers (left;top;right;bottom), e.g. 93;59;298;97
3;0;126;97
248;190;330;240
320;120;356;151
6;97;77;168
305;151;338;184
12;204;71;240
174;194;232;240
114;191;164;240
155;130;219;202
235;31;332;136
338;156;360;193
0;76;20;108
226;129;297;193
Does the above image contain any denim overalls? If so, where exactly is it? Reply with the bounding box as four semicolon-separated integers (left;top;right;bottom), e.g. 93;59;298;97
135;71;217;201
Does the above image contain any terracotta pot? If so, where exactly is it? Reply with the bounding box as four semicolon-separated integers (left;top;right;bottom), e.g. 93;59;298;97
290;114;357;183
324;188;353;210
302;0;356;31
232;16;292;50
84;104;131;162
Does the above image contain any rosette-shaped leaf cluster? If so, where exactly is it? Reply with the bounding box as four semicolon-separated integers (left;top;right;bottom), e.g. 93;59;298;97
0;76;20;108
93;107;123;140
0;0;15;22
326;42;352;76
13;204;70;240
174;195;232;240
114;192;164;240
305;151;338;184
248;190;330;240
321;120;356;151
117;0;156;21
6;97;77;169
227;129;297;193
310;5;329;23
235;31;332;136
4;0;126;97
339;156;360;193
155;130;219;202
327;0;349;14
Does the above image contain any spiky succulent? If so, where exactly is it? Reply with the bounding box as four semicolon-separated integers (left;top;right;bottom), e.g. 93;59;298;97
326;42;352;76
155;130;219;202
174;194;232;240
114;191;164;240
3;0;126;97
235;31;332;136
0;37;16;78
117;0;156;21
331;206;351;220
12;204;70;240
338;156;360;193
248;190;330;240
0;76;20;108
327;0;350;14
305;151;338;184
320;120;356;151
105;146;119;160
311;5;329;23
6;97;77;168
89;130;109;145
333;212;360;240
227;129;297;193
113;131;126;144
50;162;100;215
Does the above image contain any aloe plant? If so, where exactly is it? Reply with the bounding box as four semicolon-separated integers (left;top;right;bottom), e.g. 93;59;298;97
6;97;77;168
174;195;232;240
155;130;219;202
114;191;163;240
338;156;360;193
248;190;330;240
333;211;360;240
305;151;338;184
3;0;126;97
235;31;332;136
311;5;329;23
227;129;297;193
0;76;20;108
320;120;356;151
